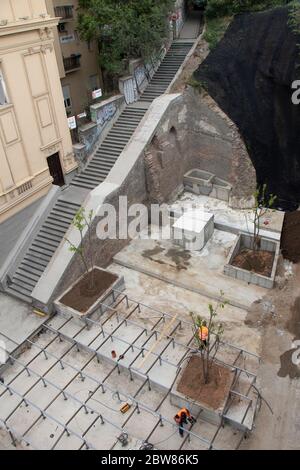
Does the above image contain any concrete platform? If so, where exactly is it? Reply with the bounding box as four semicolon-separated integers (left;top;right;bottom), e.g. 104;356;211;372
171;192;285;241
0;292;48;356
113;227;266;311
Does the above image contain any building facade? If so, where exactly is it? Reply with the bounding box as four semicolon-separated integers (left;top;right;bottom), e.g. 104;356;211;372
47;0;103;119
0;0;78;223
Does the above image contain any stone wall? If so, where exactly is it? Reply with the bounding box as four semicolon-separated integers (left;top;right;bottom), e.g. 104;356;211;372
144;86;256;207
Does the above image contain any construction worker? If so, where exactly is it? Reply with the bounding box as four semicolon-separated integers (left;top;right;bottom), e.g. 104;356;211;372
198;320;209;348
174;407;196;437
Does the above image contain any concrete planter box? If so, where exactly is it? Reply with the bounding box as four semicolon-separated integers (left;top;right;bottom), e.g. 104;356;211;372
224;233;280;289
170;360;234;427
183;169;214;196
183;169;232;202
210;176;232;202
54;267;125;324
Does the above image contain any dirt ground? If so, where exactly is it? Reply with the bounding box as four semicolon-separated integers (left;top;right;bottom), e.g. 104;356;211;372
242;258;300;449
177;355;233;410
60;269;118;313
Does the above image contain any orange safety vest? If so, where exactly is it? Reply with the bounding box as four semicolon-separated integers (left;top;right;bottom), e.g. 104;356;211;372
175;408;191;423
198;326;209;341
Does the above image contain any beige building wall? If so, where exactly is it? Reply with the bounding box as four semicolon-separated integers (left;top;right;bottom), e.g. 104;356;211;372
48;0;103;118
0;0;78;223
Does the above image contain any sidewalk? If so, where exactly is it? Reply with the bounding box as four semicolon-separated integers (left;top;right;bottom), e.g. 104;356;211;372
179;12;203;39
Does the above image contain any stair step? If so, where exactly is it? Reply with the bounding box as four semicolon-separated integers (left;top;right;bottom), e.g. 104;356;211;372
24;253;49;267
52;204;78;217
71;180;96;189
8;284;32;298
19;261;44;276
31;240;56;254
37;230;62;244
83;170;108;179
104;135;130;143
49;210;74;222
40;224;66;236
91;159;116;167
15;269;40;282
13;274;36;289
101;141;126;149
94;153;118;161
44;217;70;231
35;235;60;249
74;175;103;184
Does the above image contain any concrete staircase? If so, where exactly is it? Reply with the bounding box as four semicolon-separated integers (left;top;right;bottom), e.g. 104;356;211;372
70;41;194;191
70;107;148;190
139;41;194;103
4;38;195;303
7;199;81;301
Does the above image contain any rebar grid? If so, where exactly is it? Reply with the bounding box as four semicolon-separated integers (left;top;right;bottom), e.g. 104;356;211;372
0;292;260;451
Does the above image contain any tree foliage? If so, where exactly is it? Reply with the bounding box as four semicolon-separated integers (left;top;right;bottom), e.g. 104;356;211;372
77;0;174;76
190;292;227;384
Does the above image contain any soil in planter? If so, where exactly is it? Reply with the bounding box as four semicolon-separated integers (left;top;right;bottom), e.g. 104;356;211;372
281;211;300;264
177;355;233;410
232;248;274;277
60;269;118;313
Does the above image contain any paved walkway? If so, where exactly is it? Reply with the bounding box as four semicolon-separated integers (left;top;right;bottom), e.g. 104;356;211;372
179;11;203;39
0;292;47;355
0;197;44;268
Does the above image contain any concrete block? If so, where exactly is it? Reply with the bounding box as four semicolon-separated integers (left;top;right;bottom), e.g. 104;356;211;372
172;210;214;251
54;267;125;323
224;233;280;289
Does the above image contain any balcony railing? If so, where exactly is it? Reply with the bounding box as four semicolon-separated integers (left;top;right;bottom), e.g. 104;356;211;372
54;5;74;20
63;55;81;72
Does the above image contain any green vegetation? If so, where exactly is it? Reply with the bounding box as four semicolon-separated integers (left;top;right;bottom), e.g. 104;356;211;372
77;0;173;79
204;0;293;49
204;16;232;49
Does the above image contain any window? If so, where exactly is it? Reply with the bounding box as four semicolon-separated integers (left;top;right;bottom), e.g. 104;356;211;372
0;70;9;106
89;74;99;92
62;85;72;109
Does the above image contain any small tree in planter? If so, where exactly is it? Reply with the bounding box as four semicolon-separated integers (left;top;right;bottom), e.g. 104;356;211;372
249;184;277;252
190;292;227;385
65;207;96;291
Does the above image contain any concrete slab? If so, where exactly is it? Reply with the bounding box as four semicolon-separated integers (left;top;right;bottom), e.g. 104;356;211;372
0;292;48;355
171;192;284;241
113;228;266;310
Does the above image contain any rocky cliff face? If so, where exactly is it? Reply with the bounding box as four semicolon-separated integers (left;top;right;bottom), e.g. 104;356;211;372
195;6;300;209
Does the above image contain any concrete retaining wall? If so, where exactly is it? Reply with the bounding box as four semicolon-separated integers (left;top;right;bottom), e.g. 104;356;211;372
224;233;280;289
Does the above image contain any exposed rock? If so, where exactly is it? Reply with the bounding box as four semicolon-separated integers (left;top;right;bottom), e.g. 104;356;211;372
195;6;300;209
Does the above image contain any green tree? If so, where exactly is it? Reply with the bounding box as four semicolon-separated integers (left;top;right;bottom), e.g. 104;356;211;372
249;184;277;252
65;207;95;290
190;292;227;384
77;0;174;81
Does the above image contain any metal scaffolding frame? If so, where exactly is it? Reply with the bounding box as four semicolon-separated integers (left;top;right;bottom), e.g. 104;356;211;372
0;291;259;451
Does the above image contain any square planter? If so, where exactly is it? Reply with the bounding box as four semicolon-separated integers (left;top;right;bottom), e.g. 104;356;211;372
211;176;232;202
183;169;214;196
224;233;280;289
171;355;234;426
54;267;125;323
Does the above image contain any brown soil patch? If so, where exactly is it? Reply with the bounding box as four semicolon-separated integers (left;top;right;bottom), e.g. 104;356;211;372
60;269;118;313
232;248;274;277
177;355;233;410
281;211;300;263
